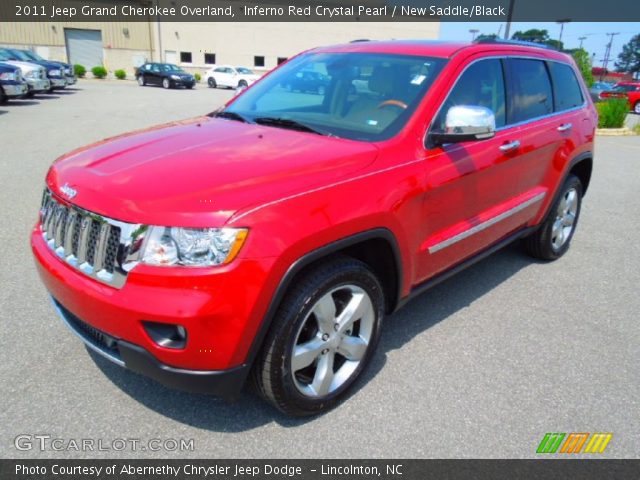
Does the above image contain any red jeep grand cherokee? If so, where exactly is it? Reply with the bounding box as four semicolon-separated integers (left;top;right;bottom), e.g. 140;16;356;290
32;40;595;416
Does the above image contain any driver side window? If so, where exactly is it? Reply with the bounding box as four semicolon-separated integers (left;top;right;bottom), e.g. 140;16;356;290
433;59;506;131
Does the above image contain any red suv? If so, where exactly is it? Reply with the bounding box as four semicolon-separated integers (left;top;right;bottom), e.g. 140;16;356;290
32;40;595;416
600;81;640;114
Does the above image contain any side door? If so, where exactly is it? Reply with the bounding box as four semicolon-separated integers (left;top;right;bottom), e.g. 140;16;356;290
148;63;162;85
214;67;232;87
415;56;550;281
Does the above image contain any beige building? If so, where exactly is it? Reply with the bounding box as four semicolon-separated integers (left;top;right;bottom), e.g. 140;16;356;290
0;17;439;77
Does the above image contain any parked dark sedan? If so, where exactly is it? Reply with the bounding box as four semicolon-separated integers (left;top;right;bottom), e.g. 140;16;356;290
0;48;66;92
136;63;195;89
0;62;29;103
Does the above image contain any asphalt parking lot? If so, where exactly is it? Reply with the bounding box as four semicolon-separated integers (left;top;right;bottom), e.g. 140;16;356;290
1;80;639;459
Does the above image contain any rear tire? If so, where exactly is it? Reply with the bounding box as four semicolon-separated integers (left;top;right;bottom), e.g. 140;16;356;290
252;257;384;416
162;78;171;89
138;75;146;86
523;174;583;261
634;101;640;115
0;86;7;104
238;80;248;89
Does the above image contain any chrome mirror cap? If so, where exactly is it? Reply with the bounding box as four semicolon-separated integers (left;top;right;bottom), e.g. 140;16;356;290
445;105;496;138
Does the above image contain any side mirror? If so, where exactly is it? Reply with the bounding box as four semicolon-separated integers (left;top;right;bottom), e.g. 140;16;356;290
429;105;496;146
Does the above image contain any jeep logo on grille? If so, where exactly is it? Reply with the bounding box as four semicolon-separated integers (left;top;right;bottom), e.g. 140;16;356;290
60;183;77;199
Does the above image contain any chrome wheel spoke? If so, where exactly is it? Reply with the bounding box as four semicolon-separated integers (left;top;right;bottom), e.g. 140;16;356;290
292;338;325;372
563;212;575;227
313;293;336;333
337;335;367;361
336;292;372;333
311;351;335;396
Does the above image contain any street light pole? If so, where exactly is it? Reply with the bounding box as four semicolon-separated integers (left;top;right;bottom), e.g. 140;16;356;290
578;36;587;49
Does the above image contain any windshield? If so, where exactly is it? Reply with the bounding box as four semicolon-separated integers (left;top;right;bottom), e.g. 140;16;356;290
8;50;33;62
614;84;638;92
236;67;253;74
23;50;44;62
225;52;446;141
0;51;11;61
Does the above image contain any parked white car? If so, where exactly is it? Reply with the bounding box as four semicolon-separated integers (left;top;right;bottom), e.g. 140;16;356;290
204;65;260;89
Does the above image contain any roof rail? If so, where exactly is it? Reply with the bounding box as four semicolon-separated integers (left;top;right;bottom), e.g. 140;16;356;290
474;38;557;50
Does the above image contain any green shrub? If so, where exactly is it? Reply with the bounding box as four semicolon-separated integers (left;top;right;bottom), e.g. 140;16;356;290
114;69;126;80
74;64;86;78
91;66;108;79
596;99;629;128
194;72;201;83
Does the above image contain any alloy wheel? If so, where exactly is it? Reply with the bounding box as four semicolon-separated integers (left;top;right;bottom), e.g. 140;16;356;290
290;285;375;397
551;187;578;250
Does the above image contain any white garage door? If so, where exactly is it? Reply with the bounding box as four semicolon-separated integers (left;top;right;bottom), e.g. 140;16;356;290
65;29;103;68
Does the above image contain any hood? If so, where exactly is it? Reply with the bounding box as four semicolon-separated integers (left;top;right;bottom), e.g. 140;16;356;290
0;62;19;73
3;60;41;72
47;117;379;227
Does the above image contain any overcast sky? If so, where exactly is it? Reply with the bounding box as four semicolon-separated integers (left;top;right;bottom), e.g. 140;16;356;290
439;22;639;69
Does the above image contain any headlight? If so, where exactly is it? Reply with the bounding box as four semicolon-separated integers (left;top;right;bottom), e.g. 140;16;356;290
24;70;35;78
0;72;17;81
141;227;248;267
170;74;180;80
48;69;61;76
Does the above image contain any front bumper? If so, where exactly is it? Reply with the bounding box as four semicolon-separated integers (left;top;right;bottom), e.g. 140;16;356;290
26;78;50;92
65;75;77;85
50;297;250;399
32;224;277;383
2;81;28;97
49;77;67;88
171;78;195;87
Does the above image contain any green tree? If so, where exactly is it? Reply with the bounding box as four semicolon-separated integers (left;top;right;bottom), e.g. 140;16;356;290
511;29;564;50
572;48;594;87
475;33;498;42
614;33;640;74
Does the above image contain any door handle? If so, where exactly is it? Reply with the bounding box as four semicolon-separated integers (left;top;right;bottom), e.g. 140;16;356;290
499;140;521;153
557;123;573;132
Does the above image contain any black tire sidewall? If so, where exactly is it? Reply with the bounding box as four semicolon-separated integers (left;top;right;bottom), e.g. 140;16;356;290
208;77;216;88
539;175;583;259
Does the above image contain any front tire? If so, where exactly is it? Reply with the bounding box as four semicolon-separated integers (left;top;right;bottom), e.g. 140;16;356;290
137;75;146;86
523;174;583;260
208;77;216;88
162;78;171;89
634;101;640;115
238;80;248;89
0;86;7;104
253;257;384;416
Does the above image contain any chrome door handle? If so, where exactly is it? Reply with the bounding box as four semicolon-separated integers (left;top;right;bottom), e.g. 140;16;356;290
499;140;521;152
557;123;573;132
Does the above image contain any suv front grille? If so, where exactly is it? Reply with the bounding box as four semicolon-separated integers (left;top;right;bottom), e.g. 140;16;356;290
40;189;147;288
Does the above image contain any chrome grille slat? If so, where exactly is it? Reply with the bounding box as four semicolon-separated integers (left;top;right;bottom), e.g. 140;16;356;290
39;189;147;289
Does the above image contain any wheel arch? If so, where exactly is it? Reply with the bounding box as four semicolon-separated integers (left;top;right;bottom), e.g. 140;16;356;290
569;153;593;196
243;228;403;368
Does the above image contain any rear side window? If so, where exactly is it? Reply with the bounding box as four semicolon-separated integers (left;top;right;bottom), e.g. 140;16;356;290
434;58;506;129
548;62;584;111
508;59;553;123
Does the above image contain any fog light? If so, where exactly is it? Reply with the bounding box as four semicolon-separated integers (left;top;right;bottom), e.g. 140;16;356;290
142;321;187;349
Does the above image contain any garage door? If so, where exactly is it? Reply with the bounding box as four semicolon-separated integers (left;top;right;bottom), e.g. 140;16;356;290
65;29;103;68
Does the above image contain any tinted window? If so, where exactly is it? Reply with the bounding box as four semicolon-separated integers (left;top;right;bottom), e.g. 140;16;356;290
509;59;553;122
434;59;506;130
549;62;583;111
214;67;226;73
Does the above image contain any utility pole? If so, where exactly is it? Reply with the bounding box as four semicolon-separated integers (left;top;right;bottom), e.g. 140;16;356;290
578;36;587;49
601;32;620;80
504;0;515;39
556;19;570;46
469;29;479;42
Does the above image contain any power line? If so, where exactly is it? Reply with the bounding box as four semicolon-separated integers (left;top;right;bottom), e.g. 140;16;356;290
600;32;620;80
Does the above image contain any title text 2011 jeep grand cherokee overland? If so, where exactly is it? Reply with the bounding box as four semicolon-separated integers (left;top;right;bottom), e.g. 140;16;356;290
32;40;595;416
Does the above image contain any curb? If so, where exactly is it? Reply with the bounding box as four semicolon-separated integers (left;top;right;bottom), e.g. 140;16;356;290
595;128;635;136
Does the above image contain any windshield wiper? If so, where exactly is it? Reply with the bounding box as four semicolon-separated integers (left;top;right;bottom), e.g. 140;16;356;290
210;110;253;123
254;117;328;136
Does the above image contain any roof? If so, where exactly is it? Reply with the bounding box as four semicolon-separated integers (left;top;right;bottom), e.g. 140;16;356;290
313;39;570;61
